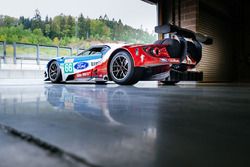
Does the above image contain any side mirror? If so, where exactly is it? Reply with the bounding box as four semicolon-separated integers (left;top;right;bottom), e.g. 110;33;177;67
155;25;171;34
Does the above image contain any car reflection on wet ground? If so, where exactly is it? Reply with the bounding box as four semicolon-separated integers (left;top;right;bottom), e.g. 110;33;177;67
0;82;250;167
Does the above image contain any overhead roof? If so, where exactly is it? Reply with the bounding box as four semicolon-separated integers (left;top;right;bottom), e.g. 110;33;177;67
141;0;158;5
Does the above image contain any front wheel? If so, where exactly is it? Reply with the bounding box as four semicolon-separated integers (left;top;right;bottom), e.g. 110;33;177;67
109;51;141;85
49;61;62;83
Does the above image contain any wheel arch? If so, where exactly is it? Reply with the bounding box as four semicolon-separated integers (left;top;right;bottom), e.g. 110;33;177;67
107;48;134;81
47;59;63;83
47;59;58;69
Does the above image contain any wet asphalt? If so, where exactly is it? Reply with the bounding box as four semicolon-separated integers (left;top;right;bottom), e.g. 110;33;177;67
0;81;250;167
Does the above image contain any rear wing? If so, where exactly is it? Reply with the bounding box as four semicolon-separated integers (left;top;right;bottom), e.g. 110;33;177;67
155;24;213;45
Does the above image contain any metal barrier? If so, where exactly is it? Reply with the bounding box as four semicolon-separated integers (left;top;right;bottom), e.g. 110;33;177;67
0;41;6;64
13;42;73;64
0;41;3;69
0;41;84;67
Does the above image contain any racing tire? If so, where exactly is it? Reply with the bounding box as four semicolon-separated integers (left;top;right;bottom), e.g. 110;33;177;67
109;51;141;85
48;61;62;83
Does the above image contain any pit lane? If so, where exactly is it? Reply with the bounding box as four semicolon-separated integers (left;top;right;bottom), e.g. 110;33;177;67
0;81;250;167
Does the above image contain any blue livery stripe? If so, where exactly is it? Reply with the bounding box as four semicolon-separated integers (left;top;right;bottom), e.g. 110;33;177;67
73;55;102;63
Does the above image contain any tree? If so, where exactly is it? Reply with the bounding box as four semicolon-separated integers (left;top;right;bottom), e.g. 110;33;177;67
86;18;91;39
31;9;43;31
60;14;66;37
43;15;51;37
90;20;111;40
2;16;17;27
66;15;75;37
0;15;4;26
103;14;109;21
0;13;157;46
44;24;51;37
78;14;86;39
53;37;60;45
19;16;31;29
50;15;61;39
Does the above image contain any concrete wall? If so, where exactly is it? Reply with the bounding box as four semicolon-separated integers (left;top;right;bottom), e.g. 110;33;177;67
171;0;250;82
179;0;199;32
0;58;45;79
0;70;44;79
168;0;199;32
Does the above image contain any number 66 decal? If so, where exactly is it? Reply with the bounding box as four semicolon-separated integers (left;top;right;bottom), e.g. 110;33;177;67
64;63;74;73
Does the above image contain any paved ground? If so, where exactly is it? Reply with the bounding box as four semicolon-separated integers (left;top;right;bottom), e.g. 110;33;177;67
0;81;250;167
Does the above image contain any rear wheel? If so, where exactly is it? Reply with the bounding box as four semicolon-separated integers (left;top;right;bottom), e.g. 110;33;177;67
49;61;62;83
109;51;141;85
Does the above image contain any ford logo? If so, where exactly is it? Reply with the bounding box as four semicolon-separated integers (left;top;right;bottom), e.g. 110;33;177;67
74;62;89;70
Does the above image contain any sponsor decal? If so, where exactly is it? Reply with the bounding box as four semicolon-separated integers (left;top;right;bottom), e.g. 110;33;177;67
82;72;91;77
91;61;99;66
140;55;145;63
168;58;180;63
76;74;82;78
135;48;139;56
160;58;168;63
76;71;91;78
74;62;89;70
64;59;74;63
64;63;74;73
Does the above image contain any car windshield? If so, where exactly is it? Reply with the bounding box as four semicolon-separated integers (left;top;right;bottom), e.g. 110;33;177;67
78;46;110;56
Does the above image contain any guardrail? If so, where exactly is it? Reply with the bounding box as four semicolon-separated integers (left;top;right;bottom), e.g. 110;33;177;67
0;41;6;64
0;41;85;66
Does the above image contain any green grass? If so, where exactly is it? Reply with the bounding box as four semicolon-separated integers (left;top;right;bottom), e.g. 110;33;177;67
16;45;36;58
59;48;71;57
6;45;13;57
39;47;57;59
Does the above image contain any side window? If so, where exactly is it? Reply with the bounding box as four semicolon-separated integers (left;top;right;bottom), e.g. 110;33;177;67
90;50;100;55
101;46;110;55
78;50;91;56
78;46;110;56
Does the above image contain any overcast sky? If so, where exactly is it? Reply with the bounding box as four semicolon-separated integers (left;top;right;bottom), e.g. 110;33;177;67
1;0;157;32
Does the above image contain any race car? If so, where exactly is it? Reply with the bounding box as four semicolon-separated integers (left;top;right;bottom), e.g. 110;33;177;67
44;25;212;85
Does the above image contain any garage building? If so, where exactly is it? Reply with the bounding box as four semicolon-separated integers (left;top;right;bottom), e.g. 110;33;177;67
143;0;249;82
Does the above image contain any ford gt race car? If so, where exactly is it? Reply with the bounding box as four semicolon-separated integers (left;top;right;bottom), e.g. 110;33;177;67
44;25;212;85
